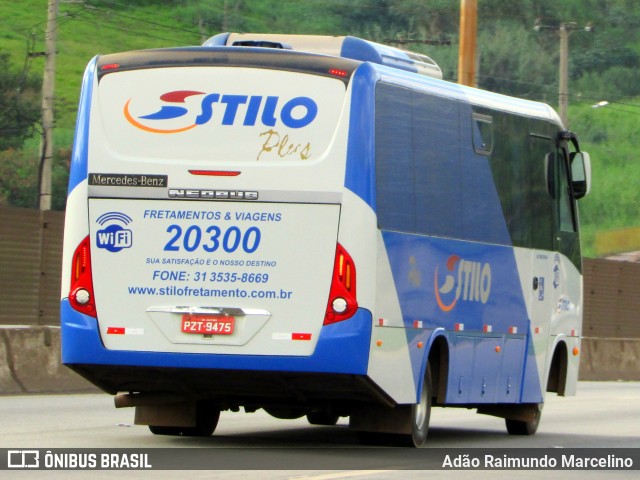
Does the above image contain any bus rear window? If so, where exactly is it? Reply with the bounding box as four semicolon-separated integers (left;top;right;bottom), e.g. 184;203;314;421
96;67;346;165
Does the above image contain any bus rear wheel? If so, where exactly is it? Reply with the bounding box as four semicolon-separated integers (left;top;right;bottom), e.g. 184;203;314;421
148;426;182;436
307;411;339;426
403;363;432;447
353;363;432;447
505;404;542;435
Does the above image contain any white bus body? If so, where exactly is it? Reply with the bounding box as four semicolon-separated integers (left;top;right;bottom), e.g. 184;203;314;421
62;34;591;446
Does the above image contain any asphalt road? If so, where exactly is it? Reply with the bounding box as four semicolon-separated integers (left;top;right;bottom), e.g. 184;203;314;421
1;381;638;479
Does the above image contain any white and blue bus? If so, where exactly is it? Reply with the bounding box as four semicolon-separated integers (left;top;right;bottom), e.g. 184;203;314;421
61;33;591;447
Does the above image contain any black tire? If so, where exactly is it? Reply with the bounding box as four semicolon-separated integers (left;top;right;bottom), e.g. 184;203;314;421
182;406;220;437
148;425;183;436
505;405;542;435
307;411;339;426
264;407;306;420
357;365;433;448
404;362;432;447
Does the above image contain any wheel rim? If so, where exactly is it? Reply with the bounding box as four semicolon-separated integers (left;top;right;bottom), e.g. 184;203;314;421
414;382;428;432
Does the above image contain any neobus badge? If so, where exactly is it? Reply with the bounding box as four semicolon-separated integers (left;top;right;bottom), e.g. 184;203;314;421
168;189;258;200
124;90;319;134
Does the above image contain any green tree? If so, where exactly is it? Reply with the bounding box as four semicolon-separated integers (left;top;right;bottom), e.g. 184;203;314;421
0;53;41;151
477;22;556;99
0;146;69;210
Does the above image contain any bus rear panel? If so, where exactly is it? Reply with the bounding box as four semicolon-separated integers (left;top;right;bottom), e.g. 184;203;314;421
63;47;378;399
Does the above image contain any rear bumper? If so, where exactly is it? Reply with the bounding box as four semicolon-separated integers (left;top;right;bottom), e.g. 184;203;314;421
61;300;372;394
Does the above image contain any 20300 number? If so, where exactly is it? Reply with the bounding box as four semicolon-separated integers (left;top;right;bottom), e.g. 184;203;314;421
164;225;261;253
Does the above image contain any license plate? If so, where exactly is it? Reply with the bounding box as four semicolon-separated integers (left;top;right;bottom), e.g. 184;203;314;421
181;315;235;335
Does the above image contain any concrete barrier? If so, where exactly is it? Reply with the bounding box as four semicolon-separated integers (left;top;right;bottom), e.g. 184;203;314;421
579;337;640;381
0;327;638;395
0;326;97;395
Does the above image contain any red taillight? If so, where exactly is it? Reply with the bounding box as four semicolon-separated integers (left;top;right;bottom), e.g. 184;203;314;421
69;236;96;317
100;63;120;71
188;170;241;176
324;243;358;325
329;68;348;78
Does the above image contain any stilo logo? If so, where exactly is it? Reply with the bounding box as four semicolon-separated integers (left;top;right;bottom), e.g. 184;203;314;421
434;254;492;312
123;90;319;134
124;90;203;134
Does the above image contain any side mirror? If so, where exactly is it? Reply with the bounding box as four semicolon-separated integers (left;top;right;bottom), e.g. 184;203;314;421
570;151;591;199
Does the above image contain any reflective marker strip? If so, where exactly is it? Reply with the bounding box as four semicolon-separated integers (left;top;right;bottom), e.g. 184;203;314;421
272;332;312;341
483;324;493;333
107;327;144;335
292;333;312;341
509;326;518;334
454;323;464;331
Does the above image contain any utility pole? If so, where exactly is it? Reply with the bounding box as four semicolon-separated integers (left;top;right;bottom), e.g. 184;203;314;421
534;20;593;128
558;23;570;128
458;0;478;87
38;0;58;211
198;16;208;44
222;0;228;32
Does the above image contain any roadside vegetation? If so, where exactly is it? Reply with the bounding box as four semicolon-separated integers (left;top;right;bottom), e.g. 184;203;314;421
1;0;639;256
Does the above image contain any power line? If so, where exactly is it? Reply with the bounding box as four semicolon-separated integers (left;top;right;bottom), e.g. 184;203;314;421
11;1;640;118
534;21;594;127
73;17;196;45
84;4;204;37
474;72;640;114
570;98;640;115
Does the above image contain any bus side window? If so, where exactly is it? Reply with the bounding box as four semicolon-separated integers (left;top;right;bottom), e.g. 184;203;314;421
546;150;576;233
557;151;576;233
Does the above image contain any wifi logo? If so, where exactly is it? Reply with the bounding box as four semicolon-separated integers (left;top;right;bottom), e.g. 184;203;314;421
96;212;133;253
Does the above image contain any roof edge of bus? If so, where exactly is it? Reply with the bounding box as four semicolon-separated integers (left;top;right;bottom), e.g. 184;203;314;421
204;32;443;80
374;64;563;124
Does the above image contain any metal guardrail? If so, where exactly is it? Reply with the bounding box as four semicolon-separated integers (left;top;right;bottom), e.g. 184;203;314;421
1;206;638;339
0;207;64;326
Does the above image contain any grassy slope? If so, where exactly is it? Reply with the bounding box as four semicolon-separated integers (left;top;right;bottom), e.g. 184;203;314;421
0;0;202;144
570;101;640;257
1;1;637;255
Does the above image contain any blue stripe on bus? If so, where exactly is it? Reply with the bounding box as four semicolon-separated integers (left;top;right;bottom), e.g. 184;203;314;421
381;232;527;332
344;63;378;209
60;300;372;375
341;36;419;74
67;56;97;196
520;330;545;403
381;231;542;403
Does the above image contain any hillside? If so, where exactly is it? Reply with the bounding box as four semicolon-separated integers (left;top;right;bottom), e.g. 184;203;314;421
1;0;639;256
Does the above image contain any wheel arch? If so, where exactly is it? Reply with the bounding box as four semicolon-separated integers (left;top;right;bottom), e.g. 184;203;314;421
425;332;450;404
546;338;569;396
